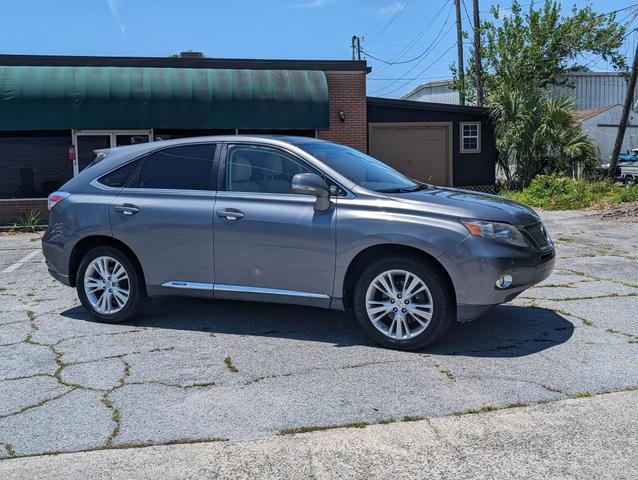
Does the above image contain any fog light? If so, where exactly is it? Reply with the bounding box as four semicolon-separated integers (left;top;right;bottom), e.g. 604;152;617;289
496;274;513;289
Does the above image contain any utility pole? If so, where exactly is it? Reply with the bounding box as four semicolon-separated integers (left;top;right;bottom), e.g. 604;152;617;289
351;35;357;61
473;0;485;106
356;36;362;61
609;42;638;179
454;0;466;106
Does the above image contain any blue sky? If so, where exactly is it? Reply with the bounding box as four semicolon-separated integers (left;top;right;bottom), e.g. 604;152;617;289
2;0;636;98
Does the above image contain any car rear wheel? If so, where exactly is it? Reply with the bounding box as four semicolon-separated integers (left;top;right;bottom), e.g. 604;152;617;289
353;256;454;350
76;246;144;323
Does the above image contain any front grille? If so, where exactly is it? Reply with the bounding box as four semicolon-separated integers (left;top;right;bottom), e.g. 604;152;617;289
522;222;551;250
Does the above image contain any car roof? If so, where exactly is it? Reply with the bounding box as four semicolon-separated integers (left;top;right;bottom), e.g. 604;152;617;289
106;134;328;158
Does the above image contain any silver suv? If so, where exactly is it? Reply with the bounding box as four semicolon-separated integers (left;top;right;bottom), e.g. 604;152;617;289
43;136;555;350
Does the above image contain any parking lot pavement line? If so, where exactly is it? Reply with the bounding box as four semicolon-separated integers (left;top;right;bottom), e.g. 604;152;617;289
1;249;42;273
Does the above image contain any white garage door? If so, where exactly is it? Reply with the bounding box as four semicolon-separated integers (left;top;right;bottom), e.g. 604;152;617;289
368;123;451;186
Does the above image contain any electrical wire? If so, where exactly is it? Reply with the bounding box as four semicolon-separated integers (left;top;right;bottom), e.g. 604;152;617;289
370;5;455;95
364;0;449;77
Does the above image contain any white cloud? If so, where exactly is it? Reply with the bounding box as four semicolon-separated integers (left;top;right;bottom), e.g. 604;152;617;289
106;0;126;35
378;0;406;17
290;0;328;8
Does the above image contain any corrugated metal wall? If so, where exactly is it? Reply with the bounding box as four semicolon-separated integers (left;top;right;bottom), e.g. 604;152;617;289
403;73;637;110
402;84;460;104
548;73;637;110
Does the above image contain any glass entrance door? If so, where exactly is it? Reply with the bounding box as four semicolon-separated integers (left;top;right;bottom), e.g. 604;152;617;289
73;130;152;174
77;135;110;172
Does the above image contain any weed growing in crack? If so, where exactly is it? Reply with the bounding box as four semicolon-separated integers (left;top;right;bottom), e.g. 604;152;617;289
224;356;238;373
402;415;425;422
279;422;368;435
4;443;15;458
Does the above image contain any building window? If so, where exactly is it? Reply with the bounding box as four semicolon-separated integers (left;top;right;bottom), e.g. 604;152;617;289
0;133;73;199
460;122;481;153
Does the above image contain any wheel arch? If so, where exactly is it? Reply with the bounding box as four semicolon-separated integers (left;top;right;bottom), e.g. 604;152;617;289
68;235;146;291
341;243;456;311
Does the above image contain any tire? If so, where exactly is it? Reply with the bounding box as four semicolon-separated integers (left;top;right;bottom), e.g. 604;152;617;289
352;255;454;351
76;246;145;323
625;176;636;187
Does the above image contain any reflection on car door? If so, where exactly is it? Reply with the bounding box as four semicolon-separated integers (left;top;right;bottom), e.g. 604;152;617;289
212;143;336;307
110;143;217;294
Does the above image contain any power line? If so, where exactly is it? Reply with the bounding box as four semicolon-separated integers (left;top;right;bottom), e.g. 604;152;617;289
370;4;455;95
462;0;474;33
364;0;413;47
379;46;457;97
362;0;449;75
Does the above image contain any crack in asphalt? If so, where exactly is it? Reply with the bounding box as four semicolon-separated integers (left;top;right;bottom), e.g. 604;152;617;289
1;222;637;459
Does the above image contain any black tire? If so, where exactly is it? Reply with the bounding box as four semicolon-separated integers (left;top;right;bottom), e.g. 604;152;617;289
76;246;145;323
352;255;454;351
625;176;636;187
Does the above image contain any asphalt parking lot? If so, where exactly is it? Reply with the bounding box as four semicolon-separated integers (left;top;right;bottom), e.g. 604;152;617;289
0;210;637;459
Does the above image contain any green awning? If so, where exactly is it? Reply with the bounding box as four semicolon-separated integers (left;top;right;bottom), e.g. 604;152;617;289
0;66;329;130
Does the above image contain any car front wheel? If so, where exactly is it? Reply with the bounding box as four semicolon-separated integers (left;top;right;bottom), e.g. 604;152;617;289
76;246;144;323
353;256;454;350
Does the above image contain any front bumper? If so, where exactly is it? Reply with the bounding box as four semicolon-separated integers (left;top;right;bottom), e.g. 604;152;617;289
438;236;556;322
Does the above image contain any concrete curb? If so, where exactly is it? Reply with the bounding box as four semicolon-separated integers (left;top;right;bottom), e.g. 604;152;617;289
1;390;637;480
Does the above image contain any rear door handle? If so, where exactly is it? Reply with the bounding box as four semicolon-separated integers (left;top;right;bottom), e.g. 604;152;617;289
115;204;139;216
216;209;244;221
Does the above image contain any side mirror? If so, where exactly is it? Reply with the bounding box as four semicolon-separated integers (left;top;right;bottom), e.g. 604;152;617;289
292;173;331;211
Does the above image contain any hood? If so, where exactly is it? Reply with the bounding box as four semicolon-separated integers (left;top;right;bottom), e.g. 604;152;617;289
386;186;540;225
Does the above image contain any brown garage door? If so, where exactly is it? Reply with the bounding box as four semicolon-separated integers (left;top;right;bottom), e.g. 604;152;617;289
368;123;451;186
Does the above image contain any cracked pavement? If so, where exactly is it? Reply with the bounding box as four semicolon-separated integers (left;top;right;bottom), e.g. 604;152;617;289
0;210;637;459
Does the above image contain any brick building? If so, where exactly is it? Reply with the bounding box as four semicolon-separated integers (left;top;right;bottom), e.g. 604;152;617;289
0;54;369;224
0;54;496;225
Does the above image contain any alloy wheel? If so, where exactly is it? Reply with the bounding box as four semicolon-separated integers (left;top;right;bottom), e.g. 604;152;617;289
365;269;433;340
83;256;130;315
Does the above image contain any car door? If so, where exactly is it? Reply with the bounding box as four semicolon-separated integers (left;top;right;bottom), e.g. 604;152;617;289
110;143;218;295
213;143;336;307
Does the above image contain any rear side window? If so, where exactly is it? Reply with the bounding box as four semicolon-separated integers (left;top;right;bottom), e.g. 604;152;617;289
97;159;141;188
132;144;216;190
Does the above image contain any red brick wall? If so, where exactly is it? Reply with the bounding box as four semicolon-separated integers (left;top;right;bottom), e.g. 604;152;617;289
317;71;368;153
0;200;48;226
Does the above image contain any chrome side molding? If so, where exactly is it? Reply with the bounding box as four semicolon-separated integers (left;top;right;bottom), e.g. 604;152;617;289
215;284;330;299
161;281;214;290
161;281;329;299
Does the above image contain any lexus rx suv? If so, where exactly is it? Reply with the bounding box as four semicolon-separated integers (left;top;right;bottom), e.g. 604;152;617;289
43;136;555;350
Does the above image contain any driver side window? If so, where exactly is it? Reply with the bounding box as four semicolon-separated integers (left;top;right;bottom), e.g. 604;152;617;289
226;145;313;194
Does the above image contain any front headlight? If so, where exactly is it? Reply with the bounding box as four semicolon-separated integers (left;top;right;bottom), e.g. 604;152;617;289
460;219;530;248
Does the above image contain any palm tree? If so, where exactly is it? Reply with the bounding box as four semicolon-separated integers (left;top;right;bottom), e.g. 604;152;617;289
489;87;597;188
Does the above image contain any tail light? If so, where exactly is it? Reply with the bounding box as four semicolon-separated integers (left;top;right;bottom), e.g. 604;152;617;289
48;191;70;210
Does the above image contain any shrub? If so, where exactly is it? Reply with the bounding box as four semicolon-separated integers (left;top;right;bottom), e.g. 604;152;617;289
610;184;638;204
501;175;629;210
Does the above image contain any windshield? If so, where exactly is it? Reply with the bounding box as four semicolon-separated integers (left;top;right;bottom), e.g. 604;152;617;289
297;142;423;192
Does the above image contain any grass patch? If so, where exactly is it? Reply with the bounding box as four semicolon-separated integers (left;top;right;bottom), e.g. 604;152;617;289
501;175;638;210
573;391;593;398
224;356;238;373
455;402;528;416
402;415;425;422
279;422;368;435
378;418;396;425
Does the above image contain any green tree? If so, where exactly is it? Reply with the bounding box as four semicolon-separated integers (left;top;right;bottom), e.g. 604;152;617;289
452;0;628;186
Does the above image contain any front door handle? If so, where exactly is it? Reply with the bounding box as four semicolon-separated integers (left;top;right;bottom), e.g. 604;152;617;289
216;209;245;221
115;204;140;216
